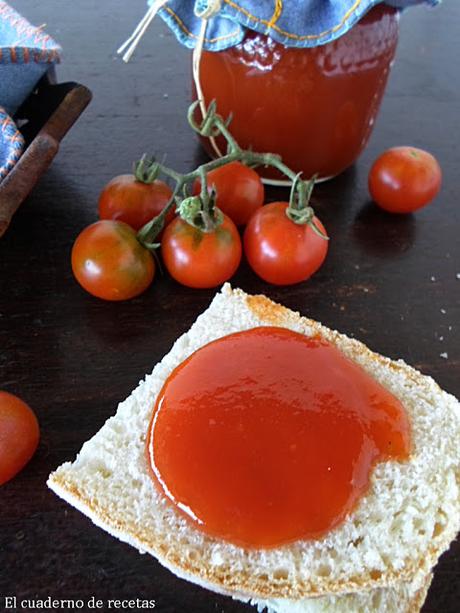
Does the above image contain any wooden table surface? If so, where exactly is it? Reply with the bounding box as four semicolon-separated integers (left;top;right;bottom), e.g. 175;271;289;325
1;1;459;611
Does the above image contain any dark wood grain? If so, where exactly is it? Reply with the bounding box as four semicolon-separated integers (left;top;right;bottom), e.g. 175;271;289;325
0;80;92;236
1;1;459;612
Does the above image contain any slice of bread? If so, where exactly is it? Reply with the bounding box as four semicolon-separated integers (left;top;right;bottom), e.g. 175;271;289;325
48;284;459;604
248;573;432;613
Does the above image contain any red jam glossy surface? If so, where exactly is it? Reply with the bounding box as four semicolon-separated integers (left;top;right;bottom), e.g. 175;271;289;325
196;6;399;180
147;327;410;548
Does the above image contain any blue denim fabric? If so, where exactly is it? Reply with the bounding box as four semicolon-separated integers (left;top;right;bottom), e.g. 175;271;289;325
0;1;61;116
154;0;441;51
0;106;24;182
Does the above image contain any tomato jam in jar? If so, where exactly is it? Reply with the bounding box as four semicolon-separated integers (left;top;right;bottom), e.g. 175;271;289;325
196;5;399;180
147;327;411;548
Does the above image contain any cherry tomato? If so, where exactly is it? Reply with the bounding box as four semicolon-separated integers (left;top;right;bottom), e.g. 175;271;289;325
71;220;155;301
0;391;40;486
368;147;442;213
193;162;264;226
161;215;242;288
244;202;328;285
98;174;174;230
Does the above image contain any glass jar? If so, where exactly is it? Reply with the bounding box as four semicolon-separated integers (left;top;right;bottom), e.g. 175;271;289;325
195;5;399;180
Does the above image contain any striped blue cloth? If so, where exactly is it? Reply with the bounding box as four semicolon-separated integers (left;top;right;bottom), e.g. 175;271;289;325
0;106;24;182
156;0;440;50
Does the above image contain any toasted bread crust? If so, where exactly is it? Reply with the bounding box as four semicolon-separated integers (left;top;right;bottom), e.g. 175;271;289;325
48;286;460;603
407;574;433;613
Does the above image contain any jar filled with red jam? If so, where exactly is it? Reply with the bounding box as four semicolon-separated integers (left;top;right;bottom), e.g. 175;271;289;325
195;5;399;180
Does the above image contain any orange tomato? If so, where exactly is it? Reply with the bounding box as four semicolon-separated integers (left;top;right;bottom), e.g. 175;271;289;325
0;391;40;486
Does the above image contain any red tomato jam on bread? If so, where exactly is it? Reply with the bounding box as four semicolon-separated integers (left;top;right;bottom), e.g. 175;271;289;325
146;327;411;548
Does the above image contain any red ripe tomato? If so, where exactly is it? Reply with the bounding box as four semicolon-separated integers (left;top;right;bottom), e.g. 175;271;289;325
71;220;155;301
368;147;442;213
193;162;264;226
98;174;174;230
244;202;328;285
0;391;40;486
161;215;242;288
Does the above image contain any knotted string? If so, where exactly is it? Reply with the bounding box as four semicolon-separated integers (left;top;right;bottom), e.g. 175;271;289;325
117;0;170;62
193;1;224;157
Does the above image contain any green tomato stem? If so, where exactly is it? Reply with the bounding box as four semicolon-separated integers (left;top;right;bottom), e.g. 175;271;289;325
133;154;161;184
136;180;183;249
137;100;325;247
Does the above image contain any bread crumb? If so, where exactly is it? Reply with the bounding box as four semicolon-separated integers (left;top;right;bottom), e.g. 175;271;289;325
430;276;436;282
440;309;447;314
456;273;460;280
440;352;448;359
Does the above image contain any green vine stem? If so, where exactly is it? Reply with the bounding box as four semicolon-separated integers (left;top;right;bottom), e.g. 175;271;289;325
136;100;328;249
133;155;160;184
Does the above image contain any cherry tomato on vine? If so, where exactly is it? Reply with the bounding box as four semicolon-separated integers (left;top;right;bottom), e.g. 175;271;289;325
193;162;264;226
98;174;174;230
368;147;442;213
244;202;328;286
0;391;40;486
161;215;242;289
71;220;155;301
